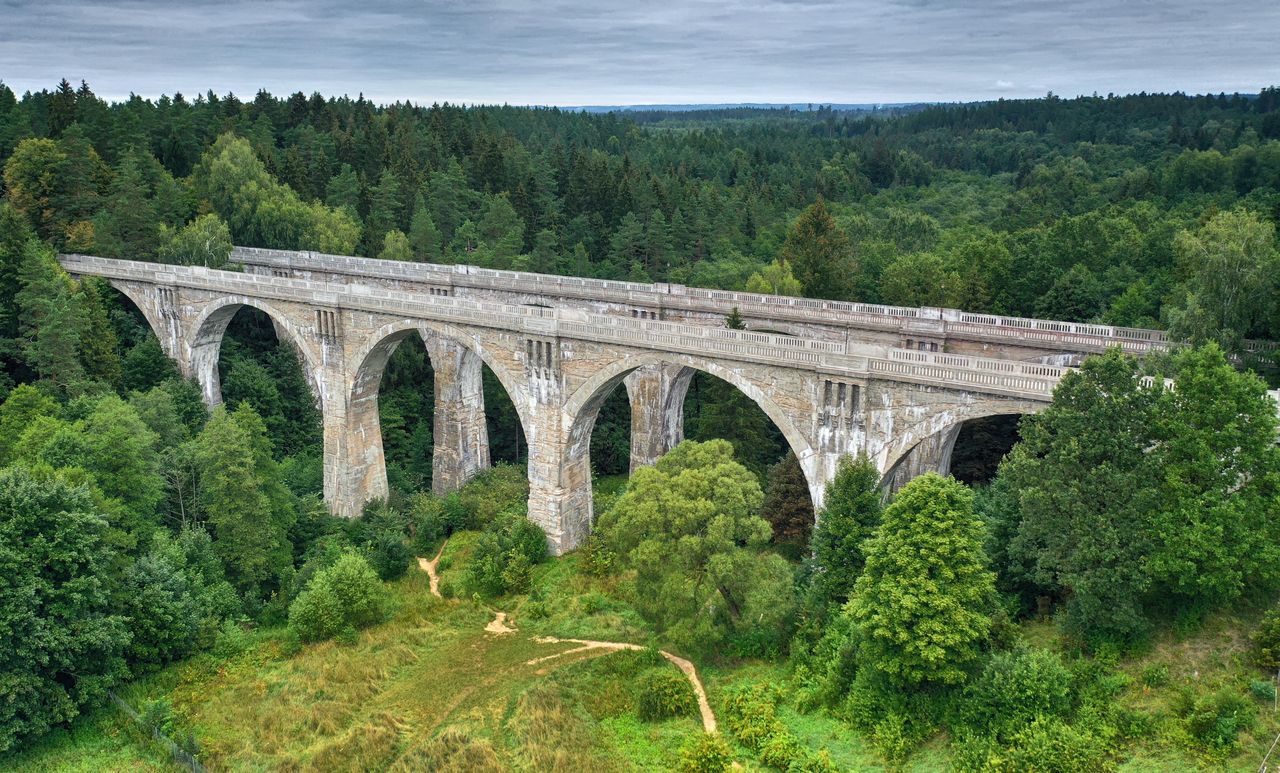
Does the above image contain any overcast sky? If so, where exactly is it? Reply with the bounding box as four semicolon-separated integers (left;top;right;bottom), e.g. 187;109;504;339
2;0;1277;105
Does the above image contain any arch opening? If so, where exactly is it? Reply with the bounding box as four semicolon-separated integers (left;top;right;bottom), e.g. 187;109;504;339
588;386;631;479
349;322;529;507
566;356;816;553
214;305;322;468
882;412;1026;495
100;283;179;393
376;332;436;494
949;414;1023;486
483;365;526;467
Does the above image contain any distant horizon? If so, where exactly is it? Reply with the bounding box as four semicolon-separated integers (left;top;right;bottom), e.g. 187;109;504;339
3;0;1276;108
1;79;1274;111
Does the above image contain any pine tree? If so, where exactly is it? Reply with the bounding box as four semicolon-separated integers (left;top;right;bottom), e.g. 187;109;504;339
15;244;88;393
325;163;361;214
760;451;814;547
365;168;402;256
644;209;672;278
810;455;882;610
76;278;122;388
528;228;560;274
408;193;442;261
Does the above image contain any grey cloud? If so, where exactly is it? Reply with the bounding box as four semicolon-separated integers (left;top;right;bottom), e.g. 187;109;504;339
0;0;1277;104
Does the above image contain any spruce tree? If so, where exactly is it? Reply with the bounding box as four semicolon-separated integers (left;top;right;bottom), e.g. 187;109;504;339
781;198;855;301
94;152;160;260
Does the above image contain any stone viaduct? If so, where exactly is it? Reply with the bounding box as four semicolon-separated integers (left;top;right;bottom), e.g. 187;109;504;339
57;248;1280;554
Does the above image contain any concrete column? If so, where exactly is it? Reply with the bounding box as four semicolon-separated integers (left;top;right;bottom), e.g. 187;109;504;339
424;335;491;494
525;400;595;556
187;333;224;407
325;327;394;517
623;364;693;472
882;423;962;493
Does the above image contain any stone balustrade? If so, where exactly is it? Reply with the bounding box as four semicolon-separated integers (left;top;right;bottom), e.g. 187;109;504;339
229;246;1278;357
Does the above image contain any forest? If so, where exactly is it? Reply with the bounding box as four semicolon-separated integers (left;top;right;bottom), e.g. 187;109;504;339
1;80;1280;771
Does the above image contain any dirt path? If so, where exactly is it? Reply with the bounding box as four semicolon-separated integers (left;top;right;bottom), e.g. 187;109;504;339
415;550;718;733
485;611;516;634
416;539;448;599
659;650;716;733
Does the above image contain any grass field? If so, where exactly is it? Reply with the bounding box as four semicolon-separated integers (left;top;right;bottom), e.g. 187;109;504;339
7;515;1280;771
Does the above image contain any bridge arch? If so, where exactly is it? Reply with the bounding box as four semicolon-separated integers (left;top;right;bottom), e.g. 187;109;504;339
878;403;1040;490
188;295;322;408
348;319;532;500
104;279;184;365
563;350;819;524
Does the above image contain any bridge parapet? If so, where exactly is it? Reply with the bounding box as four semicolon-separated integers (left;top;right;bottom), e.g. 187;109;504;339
230;246;1278;358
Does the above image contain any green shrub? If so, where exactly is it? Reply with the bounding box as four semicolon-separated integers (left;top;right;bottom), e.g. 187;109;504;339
288;552;387;642
211;619;253;658
1250;679;1276;702
956;648;1073;738
844;667;940;740
456;464;527;525
635;667;695;720
1254;603;1280;669
1141;663;1169;688
1181;686;1256;749
409;494;446;554
464;511;548;597
1004;717;1114;772
953;718;1114;773
677;732;734;773
871;712;916;765
579;532;617;577
500;551;533;594
441;492;476;532
723;683;785;751
759;731;806;769
722;682;838;772
366;531;413;581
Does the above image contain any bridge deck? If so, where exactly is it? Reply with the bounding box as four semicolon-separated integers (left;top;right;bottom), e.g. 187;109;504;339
62;253;1071;402
228;246;1279;358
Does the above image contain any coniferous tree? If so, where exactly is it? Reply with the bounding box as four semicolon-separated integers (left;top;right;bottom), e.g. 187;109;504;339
15;244;88;393
810;454;882;611
782;198;855;300
760;450;813;548
94;152;160;260
365;168;402;256
408;193;442;261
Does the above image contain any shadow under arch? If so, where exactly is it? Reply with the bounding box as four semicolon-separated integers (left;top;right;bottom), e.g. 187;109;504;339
563;350;819;522
348;318;532;498
880;409;1034;492
188;295;323;408
104;279;179;360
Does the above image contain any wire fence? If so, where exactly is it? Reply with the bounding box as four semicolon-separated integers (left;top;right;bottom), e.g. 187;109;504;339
107;690;209;773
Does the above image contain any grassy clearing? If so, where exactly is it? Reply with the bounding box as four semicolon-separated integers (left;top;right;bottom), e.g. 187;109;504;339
1111;607;1280;772
0;707;170;773
26;551;702;772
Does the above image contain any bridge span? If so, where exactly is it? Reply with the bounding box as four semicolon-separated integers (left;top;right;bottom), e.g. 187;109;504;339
57;249;1278;554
